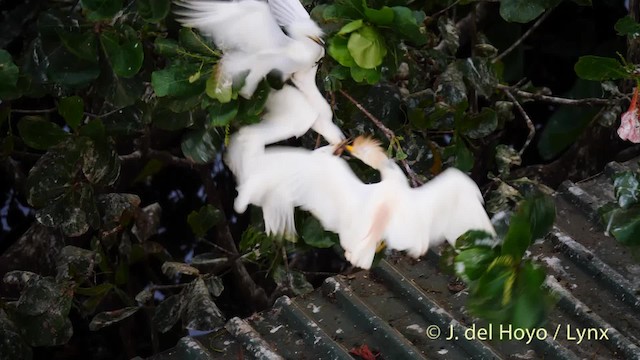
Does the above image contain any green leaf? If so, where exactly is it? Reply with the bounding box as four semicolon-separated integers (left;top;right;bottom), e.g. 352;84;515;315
347;25;387;69
96;193;140;226
449;137;474;172
89;307;140;331
208;100;238;127
328;36;356;67
301;217;339;248
153;294;186;333
350;66;380;84
152;62;206;97
391;7;426;45
601;206;640;246
74;282;114;297
459;108;498;139
459;58;498;98
574;55;628;81
337;19;364;35
206;66;233;103
179;28;218;56
437;17;459;54
81;0;123;20
18;116;70;150
58;96;84;130
455;247;498;283
364;5;394;26
26;139;83;207
137;0;170;22
499;0;547;23
187;205;222;238
0;49;20;98
36;182;99;237
436;63;467;106
82;137;121;186
181;127;218;164
154;37;182;57
56;245;101;282
100;26;144;78
501;211;532;259
614;16;640;36
612;171;640;208
203;274;224;297
56;29;98;63
183;278;225;330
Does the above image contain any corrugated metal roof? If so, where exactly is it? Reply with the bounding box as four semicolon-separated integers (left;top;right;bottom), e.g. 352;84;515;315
150;160;640;360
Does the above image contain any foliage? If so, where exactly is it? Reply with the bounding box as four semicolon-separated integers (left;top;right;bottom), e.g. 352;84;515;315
0;0;633;357
451;193;557;328
599;170;640;246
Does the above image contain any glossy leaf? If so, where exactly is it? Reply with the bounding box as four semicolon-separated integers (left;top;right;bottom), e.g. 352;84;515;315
203;275;224;297
460;108;498;139
337;19;363;36
56;245;100;281
36;182;99;237
26;139;83;207
179;28;218;56
391;7;426;45
273;267;313;296
81;0;123;20
153;294;185;333
56;30;98;63
137;0;170;22
154;37;182;57
455;246;498;283
364;6;394;26
519;193;556;240
183;278;225;330
574;56;628;81
152;62;206;97
347;25;387;69
328;36;356;67
208;100;238;127
499;0;548;23
81;137;121;186
501;211;532;259
615;16;640;37
58;96;84;130
100;26;144;78
181;128;218;164
600;206;640;245
187;204;222;238
205;66;232;103
301;216;338;248
17;116;70;150
0;311;33;360
89;307;140;331
612;171;640;208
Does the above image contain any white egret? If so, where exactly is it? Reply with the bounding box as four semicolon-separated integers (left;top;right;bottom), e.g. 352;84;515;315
174;0;325;98
233;136;496;269
224;80;344;181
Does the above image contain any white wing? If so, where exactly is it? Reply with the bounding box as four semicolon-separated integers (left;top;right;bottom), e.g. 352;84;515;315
385;168;495;257
175;0;289;52
268;0;311;27
224;85;320;182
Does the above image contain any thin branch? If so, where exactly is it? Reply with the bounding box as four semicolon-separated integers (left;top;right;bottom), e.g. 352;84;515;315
497;84;615;106
433;0;461;18
10;108;57;114
339;89;423;187
84;107;126;118
119;149;195;168
503;89;535;156
493;8;554;63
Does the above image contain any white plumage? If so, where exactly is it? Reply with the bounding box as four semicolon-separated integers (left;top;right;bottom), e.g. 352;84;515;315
233;136;496;269
174;0;324;98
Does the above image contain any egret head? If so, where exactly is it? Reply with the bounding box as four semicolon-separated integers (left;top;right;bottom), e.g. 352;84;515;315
346;136;389;170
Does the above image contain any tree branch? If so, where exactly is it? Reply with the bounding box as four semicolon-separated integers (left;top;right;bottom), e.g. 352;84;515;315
502;89;535;156
339;89;423;187
493;8;554;63
497;84;615;106
119;149;195;169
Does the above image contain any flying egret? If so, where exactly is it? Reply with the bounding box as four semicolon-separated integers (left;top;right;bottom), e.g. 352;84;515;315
224;79;344;182
174;0;325;99
233;136;496;269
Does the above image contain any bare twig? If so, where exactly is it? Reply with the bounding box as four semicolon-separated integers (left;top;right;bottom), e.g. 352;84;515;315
119;149;195;168
339;89;423;187
10;108;56;114
496;84;615;106
84;107;126;118
433;0;461;18
503;89;535;156
493;9;554;63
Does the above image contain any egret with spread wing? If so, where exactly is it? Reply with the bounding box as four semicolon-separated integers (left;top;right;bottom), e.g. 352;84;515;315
234;136;496;269
174;0;324;98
